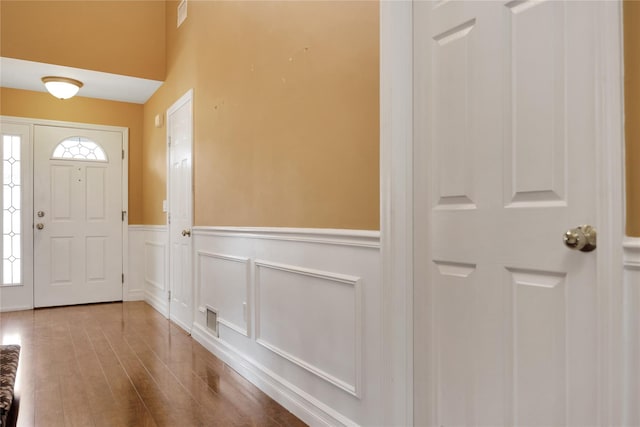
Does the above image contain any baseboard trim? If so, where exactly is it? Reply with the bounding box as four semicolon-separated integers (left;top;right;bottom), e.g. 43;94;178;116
0;305;32;313
192;226;380;249
169;314;192;334
191;323;359;427
125;289;145;301
145;290;168;318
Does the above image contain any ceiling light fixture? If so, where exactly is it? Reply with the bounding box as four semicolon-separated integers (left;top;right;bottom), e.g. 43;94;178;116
41;76;83;100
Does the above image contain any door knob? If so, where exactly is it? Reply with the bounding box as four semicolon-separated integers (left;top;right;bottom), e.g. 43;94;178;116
182;229;191;237
37;211;45;218
563;225;596;252
36;223;44;230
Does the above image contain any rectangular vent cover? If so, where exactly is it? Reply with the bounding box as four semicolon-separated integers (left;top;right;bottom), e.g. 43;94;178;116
206;307;219;337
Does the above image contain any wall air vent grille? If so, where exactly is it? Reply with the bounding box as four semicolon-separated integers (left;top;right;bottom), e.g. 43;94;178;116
206;307;219;337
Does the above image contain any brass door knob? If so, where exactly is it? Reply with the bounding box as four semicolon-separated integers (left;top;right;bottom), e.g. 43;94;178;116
182;229;191;237
36;223;44;230
563;225;596;252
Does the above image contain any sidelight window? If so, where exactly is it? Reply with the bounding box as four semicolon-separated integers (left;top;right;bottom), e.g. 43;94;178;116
2;135;21;285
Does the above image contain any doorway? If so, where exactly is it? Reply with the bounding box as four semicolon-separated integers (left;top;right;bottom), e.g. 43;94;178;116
33;124;125;307
411;1;623;425
167;90;194;332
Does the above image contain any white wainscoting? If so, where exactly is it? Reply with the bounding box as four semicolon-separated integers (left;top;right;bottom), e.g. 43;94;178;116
191;227;381;427
128;225;168;316
126;226;145;301
623;237;640;425
254;259;362;398
197;251;250;337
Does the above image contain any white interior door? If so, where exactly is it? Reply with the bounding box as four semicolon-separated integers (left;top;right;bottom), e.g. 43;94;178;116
34;125;123;307
414;1;610;425
167;90;193;332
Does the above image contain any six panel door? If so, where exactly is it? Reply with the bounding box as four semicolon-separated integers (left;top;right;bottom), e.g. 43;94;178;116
34;125;123;307
414;1;600;425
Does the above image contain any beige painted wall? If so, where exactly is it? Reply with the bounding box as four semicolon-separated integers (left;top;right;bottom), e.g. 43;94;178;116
0;88;144;224
143;0;379;229
0;1;165;81
0;1;634;234
625;1;640;237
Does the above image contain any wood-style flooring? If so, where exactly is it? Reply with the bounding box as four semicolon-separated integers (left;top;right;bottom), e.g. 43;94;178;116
0;302;306;427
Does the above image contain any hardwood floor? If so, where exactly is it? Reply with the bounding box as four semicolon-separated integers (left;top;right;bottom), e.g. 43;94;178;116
0;302;307;427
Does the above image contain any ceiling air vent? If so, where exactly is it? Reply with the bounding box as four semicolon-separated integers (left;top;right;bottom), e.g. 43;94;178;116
177;0;187;28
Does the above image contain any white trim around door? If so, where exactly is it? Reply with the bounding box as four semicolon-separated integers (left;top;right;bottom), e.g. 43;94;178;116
592;2;626;422
379;1;626;425
0;116;129;310
379;1;414;425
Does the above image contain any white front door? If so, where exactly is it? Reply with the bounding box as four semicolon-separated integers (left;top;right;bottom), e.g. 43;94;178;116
167;90;193;332
414;1;614;425
34;125;123;307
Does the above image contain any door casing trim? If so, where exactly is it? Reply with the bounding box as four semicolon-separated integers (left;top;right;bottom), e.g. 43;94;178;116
380;1;626;425
0;115;129;306
379;1;414;425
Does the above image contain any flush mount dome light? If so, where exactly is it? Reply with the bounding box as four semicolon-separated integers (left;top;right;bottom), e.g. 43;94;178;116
41;76;83;100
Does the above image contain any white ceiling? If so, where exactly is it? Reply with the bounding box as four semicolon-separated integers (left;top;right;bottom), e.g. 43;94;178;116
0;57;163;104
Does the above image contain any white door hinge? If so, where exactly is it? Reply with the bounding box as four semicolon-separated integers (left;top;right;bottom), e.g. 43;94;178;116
122;149;125;159
122;273;124;284
168;290;171;301
122;211;127;221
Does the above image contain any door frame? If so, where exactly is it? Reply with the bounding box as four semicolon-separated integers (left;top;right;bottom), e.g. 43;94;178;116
379;2;414;425
0;116;129;308
165;89;194;331
379;1;625;425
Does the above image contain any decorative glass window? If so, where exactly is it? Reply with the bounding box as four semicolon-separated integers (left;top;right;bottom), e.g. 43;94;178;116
2;135;21;285
52;137;107;162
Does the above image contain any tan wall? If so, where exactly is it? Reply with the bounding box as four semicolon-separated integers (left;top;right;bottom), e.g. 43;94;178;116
142;1;379;229
625;1;640;237
0;1;165;81
0;88;144;224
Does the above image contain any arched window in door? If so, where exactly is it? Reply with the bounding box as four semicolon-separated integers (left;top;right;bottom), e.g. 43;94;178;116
52;137;108;162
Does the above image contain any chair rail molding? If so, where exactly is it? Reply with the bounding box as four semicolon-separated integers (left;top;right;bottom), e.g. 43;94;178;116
624;237;640;269
191;226;380;249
